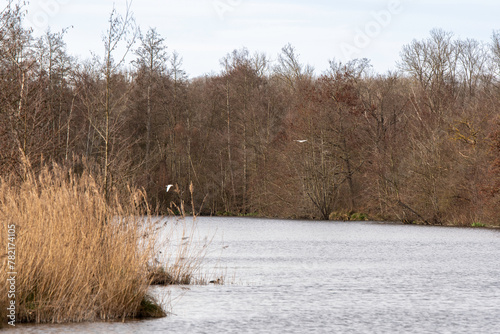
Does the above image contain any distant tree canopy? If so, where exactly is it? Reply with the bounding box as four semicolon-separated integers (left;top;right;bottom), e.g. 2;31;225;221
1;2;500;225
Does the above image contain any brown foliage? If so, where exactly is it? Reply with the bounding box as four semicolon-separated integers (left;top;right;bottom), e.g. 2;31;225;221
1;6;500;226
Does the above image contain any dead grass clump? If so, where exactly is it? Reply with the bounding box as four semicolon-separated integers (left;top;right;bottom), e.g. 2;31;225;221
148;183;223;286
147;215;230;286
148;216;213;286
143;183;212;285
0;163;164;324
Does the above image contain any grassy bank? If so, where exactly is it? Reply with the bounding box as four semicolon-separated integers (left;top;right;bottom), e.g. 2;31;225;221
0;163;165;325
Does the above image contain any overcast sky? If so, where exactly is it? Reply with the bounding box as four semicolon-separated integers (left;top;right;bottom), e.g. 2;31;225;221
25;0;500;78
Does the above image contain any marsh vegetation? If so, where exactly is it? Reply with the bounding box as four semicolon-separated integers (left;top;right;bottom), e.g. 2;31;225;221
0;160;218;325
2;0;500;326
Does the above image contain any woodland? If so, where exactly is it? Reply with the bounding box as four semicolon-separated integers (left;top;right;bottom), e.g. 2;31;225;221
2;2;500;226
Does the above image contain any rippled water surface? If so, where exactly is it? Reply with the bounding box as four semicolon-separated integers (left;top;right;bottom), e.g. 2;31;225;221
9;218;500;333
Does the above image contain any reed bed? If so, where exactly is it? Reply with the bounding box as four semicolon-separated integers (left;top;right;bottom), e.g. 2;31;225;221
148;217;213;286
148;184;222;286
0;163;164;324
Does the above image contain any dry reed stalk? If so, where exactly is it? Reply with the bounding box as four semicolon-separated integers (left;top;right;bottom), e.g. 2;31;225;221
149;183;222;286
149;217;212;285
0;163;164;324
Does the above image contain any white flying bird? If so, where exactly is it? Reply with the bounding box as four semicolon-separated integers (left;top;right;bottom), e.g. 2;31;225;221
294;139;308;143
166;184;173;192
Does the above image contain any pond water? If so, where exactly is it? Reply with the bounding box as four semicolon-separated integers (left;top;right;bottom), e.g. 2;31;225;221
8;217;500;333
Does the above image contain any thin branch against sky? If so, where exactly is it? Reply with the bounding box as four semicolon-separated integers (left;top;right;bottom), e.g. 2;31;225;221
25;0;500;78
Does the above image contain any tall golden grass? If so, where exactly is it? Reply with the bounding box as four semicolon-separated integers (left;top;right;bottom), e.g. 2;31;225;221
0;162;164;324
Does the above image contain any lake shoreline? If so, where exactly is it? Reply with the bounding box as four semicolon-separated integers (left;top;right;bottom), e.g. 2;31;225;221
189;212;500;230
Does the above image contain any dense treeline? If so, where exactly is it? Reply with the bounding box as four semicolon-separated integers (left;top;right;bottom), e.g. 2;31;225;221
2;2;500;225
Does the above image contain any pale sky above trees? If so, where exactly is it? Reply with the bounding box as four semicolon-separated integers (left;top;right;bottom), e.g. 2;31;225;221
26;0;499;78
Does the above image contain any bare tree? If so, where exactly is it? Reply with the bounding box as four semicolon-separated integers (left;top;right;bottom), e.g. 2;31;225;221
101;2;137;199
0;0;36;175
492;30;500;80
34;28;74;160
455;38;490;96
399;29;458;113
133;27;168;169
274;43;314;91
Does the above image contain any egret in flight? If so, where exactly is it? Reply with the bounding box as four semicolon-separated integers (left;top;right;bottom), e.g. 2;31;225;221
294;139;308;143
166;184;173;192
